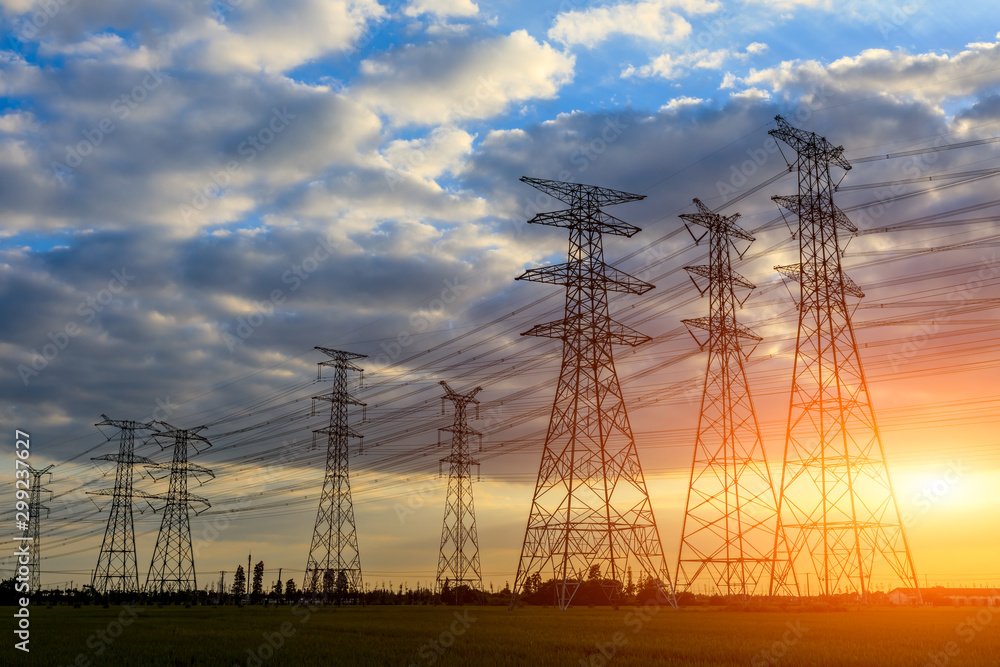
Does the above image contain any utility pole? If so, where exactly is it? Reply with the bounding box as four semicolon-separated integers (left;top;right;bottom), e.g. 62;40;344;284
768;115;920;600
510;177;677;611
144;423;213;594
674;199;794;600
304;348;366;605
435;381;484;597
90;416;158;594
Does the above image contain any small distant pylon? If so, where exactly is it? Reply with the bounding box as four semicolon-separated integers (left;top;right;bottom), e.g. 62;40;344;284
435;381;484;595
768;116;919;599
304;347;366;604
674;199;794;599
25;465;54;594
144;423;213;594
510;177;677;611
90;416;159;594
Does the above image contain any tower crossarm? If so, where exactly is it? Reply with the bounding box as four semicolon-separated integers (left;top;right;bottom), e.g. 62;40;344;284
527;207;642;237
769;115;852;171
440;424;483;437
144;460;215;479
775;263;865;298
684;264;756;291
313;392;366;408
517;261;653;295
682;315;762;342
681;199;754;241
772;195;857;233
521;176;646;209
521;316;652;347
91;453;156;465
314;424;364;440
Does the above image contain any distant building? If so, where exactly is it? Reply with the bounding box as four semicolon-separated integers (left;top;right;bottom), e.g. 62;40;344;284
889;587;1000;606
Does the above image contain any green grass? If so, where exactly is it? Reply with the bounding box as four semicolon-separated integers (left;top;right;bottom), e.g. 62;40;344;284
11;604;1000;666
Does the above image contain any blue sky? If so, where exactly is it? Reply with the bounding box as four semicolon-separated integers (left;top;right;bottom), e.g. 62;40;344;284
2;0;1000;591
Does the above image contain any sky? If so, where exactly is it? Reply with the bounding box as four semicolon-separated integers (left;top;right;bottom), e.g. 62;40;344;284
2;0;1000;595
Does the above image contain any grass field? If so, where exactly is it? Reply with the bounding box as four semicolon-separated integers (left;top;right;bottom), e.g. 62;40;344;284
10;604;1000;666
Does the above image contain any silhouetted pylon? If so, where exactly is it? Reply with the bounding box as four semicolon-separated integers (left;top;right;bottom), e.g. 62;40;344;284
304;347;366;604
674;199;794;599
510;177;676;610
436;381;484;595
90;416;159;594
144;423;213;594
768;116;919;599
25;465;54;594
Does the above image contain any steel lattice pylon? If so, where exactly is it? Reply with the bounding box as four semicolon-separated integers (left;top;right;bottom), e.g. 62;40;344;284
144;423;213;594
510;176;677;611
90;416;158;594
304;347;366;603
435;381;484;594
768;116;919;599
25;465;53;594
674;199;794;599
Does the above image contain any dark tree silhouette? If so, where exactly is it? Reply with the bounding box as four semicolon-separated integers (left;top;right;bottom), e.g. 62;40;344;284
232;565;246;600
252;561;264;602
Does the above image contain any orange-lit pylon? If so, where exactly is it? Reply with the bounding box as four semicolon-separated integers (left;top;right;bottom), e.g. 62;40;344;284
768;116;919;599
510;177;676;611
675;199;794;598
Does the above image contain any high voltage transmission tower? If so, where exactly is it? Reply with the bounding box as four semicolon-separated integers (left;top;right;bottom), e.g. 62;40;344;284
144;423;213;594
768;116;919;599
90;416;159;594
510;177;677;611
674;199;793;599
435;381;484;596
304;347;366;604
25;465;53;594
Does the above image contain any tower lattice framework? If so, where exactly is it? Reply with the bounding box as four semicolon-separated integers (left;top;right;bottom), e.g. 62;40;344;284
674;199;794;598
304;347;366;603
25;465;53;594
768;116;919;599
90;416;158;594
144;423;213;594
510;177;676;610
435;381;484;593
